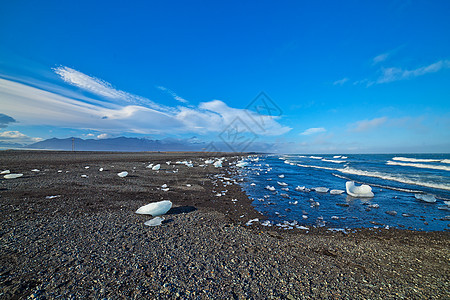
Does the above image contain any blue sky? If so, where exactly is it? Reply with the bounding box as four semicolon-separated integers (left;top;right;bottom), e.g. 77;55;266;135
0;0;449;153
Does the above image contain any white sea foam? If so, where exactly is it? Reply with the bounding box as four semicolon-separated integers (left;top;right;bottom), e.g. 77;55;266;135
392;157;442;163
296;163;450;191
386;160;450;171
309;156;322;159
322;159;346;164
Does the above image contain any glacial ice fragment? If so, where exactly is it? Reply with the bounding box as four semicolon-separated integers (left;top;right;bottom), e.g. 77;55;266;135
4;173;23;179
313;187;329;193
152;164;161;170
213;160;223;168
144;217;164;227
330;189;345;195
117;171;128;177
135;200;172;216
345;181;374;198
0;170;10;174
414;194;436;203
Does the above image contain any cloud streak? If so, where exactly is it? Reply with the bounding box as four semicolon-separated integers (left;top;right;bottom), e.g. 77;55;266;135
349;117;387;132
376;59;450;84
300;127;326;135
0;130;42;144
0;68;291;137
157;86;188;103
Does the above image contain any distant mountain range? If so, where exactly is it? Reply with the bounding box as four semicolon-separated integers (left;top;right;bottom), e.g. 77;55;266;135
23;137;210;152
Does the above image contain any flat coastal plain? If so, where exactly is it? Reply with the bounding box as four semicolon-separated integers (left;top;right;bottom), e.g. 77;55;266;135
0;151;448;299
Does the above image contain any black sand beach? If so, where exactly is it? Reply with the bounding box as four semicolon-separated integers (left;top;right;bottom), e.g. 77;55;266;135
0;151;448;299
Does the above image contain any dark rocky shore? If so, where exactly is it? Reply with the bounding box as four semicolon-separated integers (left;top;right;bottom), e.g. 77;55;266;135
0;151;448;299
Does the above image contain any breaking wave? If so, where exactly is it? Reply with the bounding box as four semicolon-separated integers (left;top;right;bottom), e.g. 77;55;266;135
387;161;450;172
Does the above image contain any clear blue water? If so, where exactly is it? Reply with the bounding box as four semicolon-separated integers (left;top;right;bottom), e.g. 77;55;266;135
236;154;450;231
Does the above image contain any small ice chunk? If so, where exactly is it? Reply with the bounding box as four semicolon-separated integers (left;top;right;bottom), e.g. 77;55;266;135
204;159;214;164
313;187;329;193
146;163;154;168
402;213;414;217
0;170;10;174
31;169;40;172
346;181;374;198
161;188;170;192
81;175;88;178
443;201;450;206
117;171;128;177
245;218;259;226
45;195;61;199
295;186;310;192
85;166;89;169
213;160;223;168
331;216;339;220
231;198;238;202
261;220;272;226
278;174;285;178
236;161;248;167
289;201;298;205
265;185;276;191
414;194;436;203
330;189;345;195
4;173;23;179
368;204;379;208
152;164;161;171
385;210;397;216
144;217;164;227
277;181;288;186
58;170;62;173
161;184;168;188
281;187;289;191
215;193;222;196
99;168;104;172
166;161;171;165
136;200;172;216
280;193;290;198
296;225;309;230
250;183;256;186
186;184;192;187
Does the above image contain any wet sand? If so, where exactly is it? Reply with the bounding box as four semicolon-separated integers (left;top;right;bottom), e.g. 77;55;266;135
0;151;448;299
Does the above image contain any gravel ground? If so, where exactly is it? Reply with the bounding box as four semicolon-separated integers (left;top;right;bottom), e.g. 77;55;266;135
0;151;449;299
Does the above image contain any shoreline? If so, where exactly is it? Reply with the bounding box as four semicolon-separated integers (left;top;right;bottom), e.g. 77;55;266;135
1;151;449;298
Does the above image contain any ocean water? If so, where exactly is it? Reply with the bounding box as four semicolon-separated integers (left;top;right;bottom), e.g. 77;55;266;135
236;154;450;231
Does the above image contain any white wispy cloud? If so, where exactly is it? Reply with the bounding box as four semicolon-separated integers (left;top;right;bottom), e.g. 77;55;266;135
0;68;291;137
333;78;349;86
0;130;42;144
376;59;450;84
157;86;188;103
300;127;326;135
53;66;170;111
349;117;387;132
372;52;389;65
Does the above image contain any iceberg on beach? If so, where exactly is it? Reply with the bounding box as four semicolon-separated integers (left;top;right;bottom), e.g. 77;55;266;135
345;181;374;198
117;171;128;177
152;164;161;170
136;200;172;216
4;173;23;179
144;217;164;227
265;185;275;191
214;160;223;168
236;161;249;167
1;170;10;174
414;194;436;203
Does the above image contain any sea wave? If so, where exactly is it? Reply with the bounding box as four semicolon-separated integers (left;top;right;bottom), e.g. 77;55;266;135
295;163;450;191
322;159;346;164
387;161;450;171
392;156;442;163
